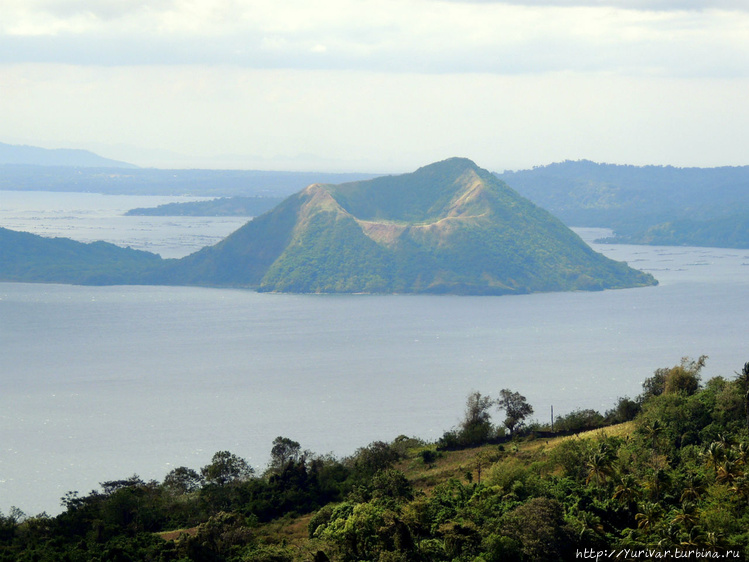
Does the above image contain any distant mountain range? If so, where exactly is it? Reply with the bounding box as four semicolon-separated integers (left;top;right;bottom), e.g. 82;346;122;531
0;142;137;168
0;164;376;198
0;158;657;294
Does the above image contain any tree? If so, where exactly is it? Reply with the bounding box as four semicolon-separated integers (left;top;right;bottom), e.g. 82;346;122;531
268;436;302;474
496;389;533;435
163;466;203;494
459;391;494;444
635;502;662;535
642;356;706;400
738;361;749;431
663;355;706;395
350;441;401;479
613;474;640;508
500;498;573;561
200;451;254;486
585;444;615;487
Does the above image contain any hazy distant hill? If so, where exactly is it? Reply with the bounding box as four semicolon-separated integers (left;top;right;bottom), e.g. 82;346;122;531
155;158;656;294
0;165;376;197
498;160;749;235
125;196;284;217
603;213;749;248
0;227;162;285
0;142;137;168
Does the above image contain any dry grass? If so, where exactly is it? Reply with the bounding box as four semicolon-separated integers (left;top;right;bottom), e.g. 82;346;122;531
254;513;314;546
400;422;637;492
554;421;636;443
157;527;198;541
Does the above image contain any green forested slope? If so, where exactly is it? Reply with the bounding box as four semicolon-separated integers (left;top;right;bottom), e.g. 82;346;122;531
603;213;749;248
497;160;749;248
0;227;162;284
498;160;749;238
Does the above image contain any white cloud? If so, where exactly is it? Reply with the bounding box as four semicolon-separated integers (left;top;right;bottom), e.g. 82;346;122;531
1;1;747;170
2;1;748;78
441;0;749;10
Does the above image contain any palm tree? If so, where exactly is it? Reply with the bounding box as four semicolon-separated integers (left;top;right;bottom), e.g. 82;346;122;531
702;441;725;478
715;433;734;449
679;525;706;548
586;449;615;487
574;510;605;542
704;530;728;550
716;457;741;485
735;441;749;467
613;474;640;502
635;502;662;535
642;420;664;454
679;473;706;502
672;501;699;532
729;475;749;500
645;468;671;501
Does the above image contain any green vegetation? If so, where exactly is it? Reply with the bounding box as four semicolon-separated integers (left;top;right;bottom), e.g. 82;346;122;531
125;196;284;217
498;160;749;248
601;213;749;249
0;227;162;284
2;357;749;561
168;158;656;294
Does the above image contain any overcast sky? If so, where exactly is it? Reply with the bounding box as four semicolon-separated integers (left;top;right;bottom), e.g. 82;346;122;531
2;0;748;171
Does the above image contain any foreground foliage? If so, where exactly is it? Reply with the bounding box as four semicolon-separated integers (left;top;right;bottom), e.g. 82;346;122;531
2;358;749;561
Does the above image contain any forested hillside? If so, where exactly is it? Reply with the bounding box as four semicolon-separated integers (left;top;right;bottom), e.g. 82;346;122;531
2;357;748;561
0;227;162;284
600;213;749;249
498;161;749;248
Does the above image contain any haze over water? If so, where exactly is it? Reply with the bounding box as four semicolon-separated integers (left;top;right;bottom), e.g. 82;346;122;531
1;192;748;516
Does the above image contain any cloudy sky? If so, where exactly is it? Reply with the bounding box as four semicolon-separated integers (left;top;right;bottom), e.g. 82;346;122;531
2;0;748;171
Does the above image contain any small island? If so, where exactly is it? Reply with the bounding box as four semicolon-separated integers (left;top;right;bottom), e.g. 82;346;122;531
125;196;284;217
159;158;657;294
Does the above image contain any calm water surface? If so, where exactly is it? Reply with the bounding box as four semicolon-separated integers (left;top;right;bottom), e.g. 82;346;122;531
0;190;248;258
1;193;748;515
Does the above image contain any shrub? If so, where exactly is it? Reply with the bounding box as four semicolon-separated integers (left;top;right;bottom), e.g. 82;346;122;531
554;409;605;433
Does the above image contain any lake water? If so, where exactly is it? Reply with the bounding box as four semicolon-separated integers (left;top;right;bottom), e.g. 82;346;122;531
1;191;749;516
0;190;249;258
